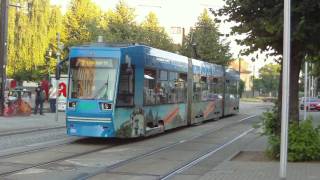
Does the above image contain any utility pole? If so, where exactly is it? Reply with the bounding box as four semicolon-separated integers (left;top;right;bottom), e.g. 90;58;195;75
280;0;291;178
251;57;255;97
238;51;241;75
0;0;9;116
304;61;308;121
55;33;61;121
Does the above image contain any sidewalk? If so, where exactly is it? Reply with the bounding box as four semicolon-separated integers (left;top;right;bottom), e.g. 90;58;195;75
196;134;320;180
0;112;66;134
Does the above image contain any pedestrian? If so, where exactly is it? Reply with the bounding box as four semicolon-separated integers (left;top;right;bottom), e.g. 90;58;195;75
48;84;57;113
34;83;45;115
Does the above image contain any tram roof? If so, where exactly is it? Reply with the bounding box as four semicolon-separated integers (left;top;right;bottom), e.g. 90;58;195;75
69;43;226;77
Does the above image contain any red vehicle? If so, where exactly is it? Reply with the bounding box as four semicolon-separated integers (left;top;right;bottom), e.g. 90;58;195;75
316;103;320;111
4;88;32;117
300;98;320;111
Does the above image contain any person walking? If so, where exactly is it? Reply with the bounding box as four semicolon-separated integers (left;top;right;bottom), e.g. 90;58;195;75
34;83;45;115
48;84;57;113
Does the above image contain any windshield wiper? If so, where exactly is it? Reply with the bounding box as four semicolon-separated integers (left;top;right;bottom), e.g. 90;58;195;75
94;75;109;99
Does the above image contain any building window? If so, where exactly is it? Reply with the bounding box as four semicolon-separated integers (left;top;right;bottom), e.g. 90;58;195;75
171;27;182;34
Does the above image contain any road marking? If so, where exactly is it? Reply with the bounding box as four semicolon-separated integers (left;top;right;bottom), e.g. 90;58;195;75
238;115;257;122
15;168;48;175
0;138;73;156
26;138;71;147
161;128;255;180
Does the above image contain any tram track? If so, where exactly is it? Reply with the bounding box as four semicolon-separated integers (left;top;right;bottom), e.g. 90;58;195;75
0;114;258;179
160;128;255;180
0;137;77;159
75;115;258;180
0;126;66;138
0;138;122;178
0;146;114;177
0;126;69;158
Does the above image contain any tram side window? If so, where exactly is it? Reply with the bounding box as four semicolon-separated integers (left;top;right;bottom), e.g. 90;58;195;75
230;80;238;99
144;69;157;105
177;73;187;103
226;79;237;98
217;78;224;99
116;64;135;107
168;72;177;103
168;72;175;103
200;76;209;101
193;75;201;102
208;77;216;100
156;70;169;104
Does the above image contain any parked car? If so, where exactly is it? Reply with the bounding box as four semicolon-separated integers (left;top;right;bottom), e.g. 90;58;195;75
300;97;320;111
316;103;320;111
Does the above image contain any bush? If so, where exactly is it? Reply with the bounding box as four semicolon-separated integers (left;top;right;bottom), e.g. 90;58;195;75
288;120;320;161
261;111;320;162
261;111;281;159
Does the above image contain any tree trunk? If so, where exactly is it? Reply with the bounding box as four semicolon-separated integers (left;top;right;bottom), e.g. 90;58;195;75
276;60;283;135
289;53;302;123
276;51;302;135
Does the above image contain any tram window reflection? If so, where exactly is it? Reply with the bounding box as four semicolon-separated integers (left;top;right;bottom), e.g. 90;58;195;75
144;69;156;105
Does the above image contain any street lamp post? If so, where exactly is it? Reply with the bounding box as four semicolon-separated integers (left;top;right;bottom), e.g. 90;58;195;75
251;57;255;97
238;51;242;74
280;0;291;178
55;33;61;122
45;48;52;81
0;0;9;115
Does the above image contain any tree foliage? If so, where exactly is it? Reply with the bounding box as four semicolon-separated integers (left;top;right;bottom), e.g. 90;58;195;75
5;0;176;81
103;0;140;43
216;0;320;122
181;9;232;66
6;0;61;80
64;0;102;45
140;12;174;51
255;63;280;96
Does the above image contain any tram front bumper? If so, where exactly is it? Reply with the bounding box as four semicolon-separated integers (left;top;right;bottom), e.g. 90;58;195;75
67;119;115;138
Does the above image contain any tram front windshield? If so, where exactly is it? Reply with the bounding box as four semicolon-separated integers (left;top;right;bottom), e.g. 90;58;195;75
69;57;118;101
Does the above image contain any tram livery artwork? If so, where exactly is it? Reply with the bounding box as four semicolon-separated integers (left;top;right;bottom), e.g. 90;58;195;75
65;44;240;138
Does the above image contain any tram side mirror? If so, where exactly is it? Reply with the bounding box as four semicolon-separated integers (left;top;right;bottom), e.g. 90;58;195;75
125;55;133;75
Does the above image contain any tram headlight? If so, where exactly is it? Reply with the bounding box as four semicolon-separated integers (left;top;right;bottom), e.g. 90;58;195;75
100;102;112;111
68;101;77;109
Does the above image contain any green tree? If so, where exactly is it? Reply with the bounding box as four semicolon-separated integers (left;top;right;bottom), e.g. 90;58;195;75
64;0;102;45
181;9;232;66
140;12;174;51
216;0;320;123
6;0;58;81
103;0;140;43
258;63;280;96
239;79;245;98
47;6;64;76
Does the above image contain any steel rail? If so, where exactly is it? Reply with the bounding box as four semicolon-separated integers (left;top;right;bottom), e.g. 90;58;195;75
76;115;257;180
160;128;255;180
0;138;77;159
0;126;66;137
0;143;117;177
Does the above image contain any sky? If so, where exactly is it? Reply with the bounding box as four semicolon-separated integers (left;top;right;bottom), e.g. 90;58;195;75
50;0;271;76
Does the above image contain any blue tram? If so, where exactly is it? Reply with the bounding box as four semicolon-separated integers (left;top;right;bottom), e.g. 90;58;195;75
64;44;240;138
